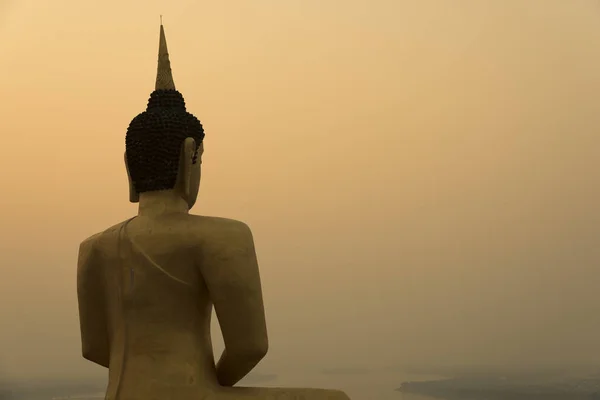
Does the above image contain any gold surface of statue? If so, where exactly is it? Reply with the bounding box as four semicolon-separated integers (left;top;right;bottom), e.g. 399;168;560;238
76;21;350;400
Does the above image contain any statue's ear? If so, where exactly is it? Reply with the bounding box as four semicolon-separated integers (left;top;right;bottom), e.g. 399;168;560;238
176;137;197;203
124;152;139;203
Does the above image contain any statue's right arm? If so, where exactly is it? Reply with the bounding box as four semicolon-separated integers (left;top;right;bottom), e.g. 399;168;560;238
76;237;110;368
199;221;269;387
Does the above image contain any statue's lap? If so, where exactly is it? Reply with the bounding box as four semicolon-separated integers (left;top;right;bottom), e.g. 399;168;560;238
214;386;350;400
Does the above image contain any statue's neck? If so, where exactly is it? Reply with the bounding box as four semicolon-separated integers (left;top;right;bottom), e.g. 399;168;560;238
138;190;189;217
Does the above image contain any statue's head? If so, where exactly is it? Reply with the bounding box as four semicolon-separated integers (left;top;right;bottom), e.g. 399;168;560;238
124;22;204;209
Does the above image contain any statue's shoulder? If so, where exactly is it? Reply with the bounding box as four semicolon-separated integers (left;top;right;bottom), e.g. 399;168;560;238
187;215;253;243
77;232;103;269
79;232;102;253
78;220;131;253
188;215;251;230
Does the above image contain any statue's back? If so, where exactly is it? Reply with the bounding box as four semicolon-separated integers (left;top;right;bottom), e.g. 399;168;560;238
87;215;350;400
95;215;222;399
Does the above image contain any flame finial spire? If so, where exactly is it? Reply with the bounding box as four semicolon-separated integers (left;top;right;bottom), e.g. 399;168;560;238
155;18;176;90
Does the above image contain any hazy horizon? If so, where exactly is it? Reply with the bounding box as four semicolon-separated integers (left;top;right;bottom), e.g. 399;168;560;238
1;0;599;382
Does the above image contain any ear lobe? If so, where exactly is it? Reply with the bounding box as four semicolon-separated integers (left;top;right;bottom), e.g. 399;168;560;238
124;152;139;203
178;137;197;201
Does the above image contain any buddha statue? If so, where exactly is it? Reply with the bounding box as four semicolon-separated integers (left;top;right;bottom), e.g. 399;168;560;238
76;22;351;400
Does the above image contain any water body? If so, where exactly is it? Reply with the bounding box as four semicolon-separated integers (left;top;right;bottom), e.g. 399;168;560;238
10;367;600;399
4;370;440;400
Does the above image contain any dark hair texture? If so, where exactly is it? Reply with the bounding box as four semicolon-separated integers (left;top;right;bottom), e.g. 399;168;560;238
126;89;205;193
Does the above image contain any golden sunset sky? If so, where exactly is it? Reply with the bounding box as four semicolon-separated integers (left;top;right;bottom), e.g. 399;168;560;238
0;0;599;380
